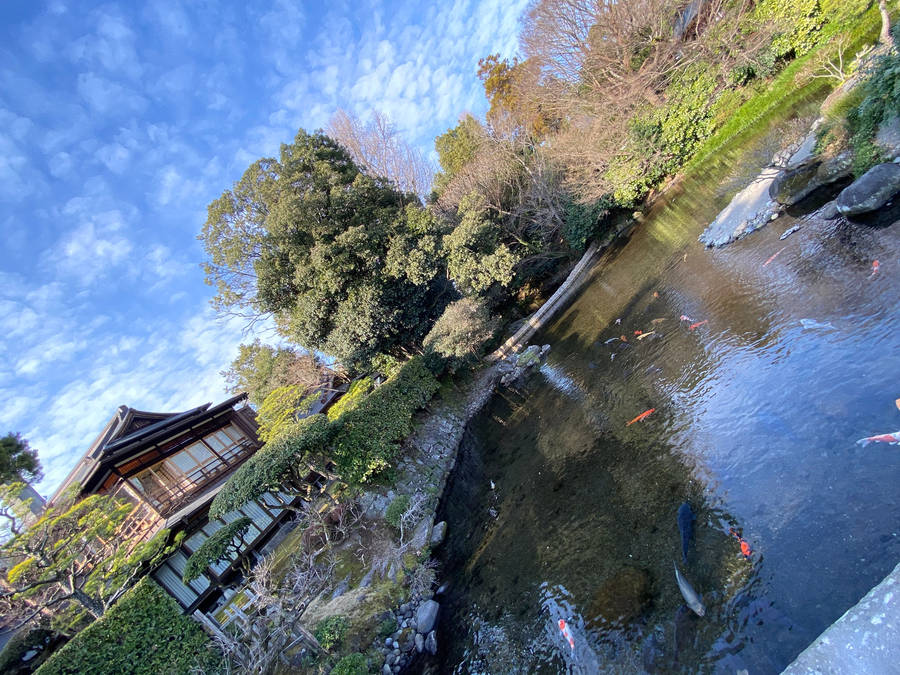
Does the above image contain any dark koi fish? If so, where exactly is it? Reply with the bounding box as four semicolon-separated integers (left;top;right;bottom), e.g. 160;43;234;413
677;502;694;564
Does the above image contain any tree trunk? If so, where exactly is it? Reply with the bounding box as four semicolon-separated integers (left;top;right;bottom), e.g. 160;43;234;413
71;587;104;619
879;0;893;46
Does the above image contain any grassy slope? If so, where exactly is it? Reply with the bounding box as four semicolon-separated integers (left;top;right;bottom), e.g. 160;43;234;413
684;1;883;174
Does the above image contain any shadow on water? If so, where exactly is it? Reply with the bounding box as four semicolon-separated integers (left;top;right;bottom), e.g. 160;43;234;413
432;96;900;674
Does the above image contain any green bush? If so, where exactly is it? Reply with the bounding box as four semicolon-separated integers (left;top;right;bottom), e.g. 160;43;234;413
330;357;440;485
313;615;349;651
385;495;411;530
562;198;610;251
210;414;333;518
327;377;375;422
35;578;220;675
423;297;499;372
183;517;252;583
846;30;900;174
256;384;320;442
377;616;398;638
331;652;370;675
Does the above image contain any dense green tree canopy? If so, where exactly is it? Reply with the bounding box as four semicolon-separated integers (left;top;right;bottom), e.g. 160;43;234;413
0;433;42;484
433;115;484;195
222;339;331;407
201;129;449;370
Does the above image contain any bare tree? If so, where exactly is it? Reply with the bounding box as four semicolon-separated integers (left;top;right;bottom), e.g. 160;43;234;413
327;109;435;196
211;555;333;675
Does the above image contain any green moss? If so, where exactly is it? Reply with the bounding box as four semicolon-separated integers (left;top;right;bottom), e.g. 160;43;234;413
331;652;371;675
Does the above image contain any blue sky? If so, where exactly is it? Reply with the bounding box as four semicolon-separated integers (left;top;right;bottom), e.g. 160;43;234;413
0;0;528;497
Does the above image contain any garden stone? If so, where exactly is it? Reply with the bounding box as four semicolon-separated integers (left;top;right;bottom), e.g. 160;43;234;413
819;201;840;220
426;630;438;655
410;517;432;553
385;637;393;647
392;640;400;650
416;599;440;633
415;633;425;653
382;665;392;675
837;163;900;216
430;521;447;547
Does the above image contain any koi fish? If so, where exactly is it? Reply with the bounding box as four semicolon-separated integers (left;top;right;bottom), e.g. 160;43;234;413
653;291;659;298
856;430;900;447
615;318;622;325
895;398;900;412
626;408;655;426
762;246;786;267
620;335;628;342
678;502;694;564
730;528;752;558
779;225;800;240
673;562;706;617
680;315;694;323
689;320;708;331
651;318;666;324
871;260;879;277
604;337;621;344
558;619;575;650
634;330;643;336
636;331;655;341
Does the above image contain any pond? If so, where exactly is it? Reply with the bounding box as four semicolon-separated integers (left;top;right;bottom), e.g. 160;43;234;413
434;111;900;673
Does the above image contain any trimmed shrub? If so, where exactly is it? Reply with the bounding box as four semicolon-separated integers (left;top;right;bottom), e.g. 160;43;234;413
35;578;220;675
209;414;333;518
256;384;320;442
330;357;440;485
423;298;499;372
183;517;252;583
327;377;375;422
331;652;369;675
313;615;349;651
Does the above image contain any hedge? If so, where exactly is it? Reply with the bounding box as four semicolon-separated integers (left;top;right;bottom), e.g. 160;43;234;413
330;356;440;485
35;578;220;675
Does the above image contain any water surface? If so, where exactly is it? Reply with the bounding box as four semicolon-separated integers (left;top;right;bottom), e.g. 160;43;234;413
435;117;900;673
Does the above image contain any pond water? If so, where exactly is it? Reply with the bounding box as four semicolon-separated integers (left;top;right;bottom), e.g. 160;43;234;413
434;115;900;673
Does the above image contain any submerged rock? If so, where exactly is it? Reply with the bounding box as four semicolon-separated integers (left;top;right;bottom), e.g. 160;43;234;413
430;521;447;547
836;163;900;216
587;567;652;627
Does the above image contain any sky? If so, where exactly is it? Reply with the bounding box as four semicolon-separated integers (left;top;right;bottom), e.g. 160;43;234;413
0;0;529;498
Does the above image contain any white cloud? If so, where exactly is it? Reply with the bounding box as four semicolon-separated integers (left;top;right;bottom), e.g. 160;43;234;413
52;209;134;284
67;10;143;80
76;72;146;116
95;142;131;173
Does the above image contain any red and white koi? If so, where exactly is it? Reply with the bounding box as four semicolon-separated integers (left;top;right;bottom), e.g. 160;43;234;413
558;619;575;650
856;430;900;447
680;315;694;323
626;408;655;426
870;260;880;277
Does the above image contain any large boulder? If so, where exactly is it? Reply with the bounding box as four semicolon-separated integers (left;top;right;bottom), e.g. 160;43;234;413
875;116;900;160
415;600;440;634
769;152;853;206
836;163;900;216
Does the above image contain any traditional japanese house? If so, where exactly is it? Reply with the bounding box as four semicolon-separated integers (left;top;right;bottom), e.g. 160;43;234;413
50;394;326;622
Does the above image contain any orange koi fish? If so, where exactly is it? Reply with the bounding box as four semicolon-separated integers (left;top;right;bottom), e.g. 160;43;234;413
626;408;655;426
856;430;900;447
653;291;659;298
895;398;900;412
871;260;880;277
730;528;752;558
762;246;786;267
558;619;575;650
634;330;643;336
689;320;708;331
620;335;628;342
